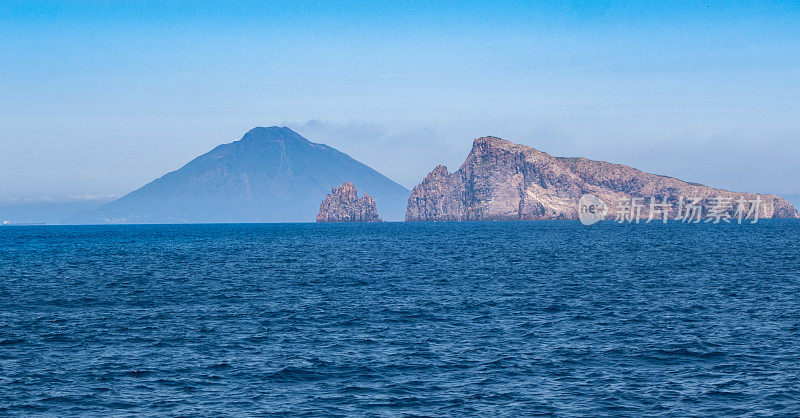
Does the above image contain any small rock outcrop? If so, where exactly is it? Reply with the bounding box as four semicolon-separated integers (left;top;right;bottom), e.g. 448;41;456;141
317;182;382;222
406;136;799;221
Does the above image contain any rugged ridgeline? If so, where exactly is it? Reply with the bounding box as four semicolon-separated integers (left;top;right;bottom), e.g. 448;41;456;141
316;182;382;222
66;127;410;223
406;136;799;221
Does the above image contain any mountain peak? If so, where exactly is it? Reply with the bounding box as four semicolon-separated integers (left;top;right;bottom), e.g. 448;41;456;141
471;136;550;157
239;126;309;144
472;136;528;151
76;126;410;223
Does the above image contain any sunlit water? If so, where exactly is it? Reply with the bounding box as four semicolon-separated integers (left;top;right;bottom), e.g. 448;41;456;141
1;221;799;416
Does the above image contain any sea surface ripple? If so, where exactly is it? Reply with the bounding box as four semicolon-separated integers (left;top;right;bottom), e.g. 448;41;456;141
1;221;799;416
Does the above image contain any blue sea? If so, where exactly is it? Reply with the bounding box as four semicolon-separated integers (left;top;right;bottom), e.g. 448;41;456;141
1;221;799;416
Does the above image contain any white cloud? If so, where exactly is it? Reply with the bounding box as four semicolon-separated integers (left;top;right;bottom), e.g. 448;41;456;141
288;119;468;188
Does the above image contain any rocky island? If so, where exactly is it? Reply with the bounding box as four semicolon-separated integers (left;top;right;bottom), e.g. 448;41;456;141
406;136;798;221
317;182;382;222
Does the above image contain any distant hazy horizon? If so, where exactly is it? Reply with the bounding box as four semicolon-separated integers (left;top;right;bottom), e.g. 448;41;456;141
2;2;799;209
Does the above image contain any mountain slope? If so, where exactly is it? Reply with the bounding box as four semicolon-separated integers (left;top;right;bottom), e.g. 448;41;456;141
69;127;409;223
406;136;798;221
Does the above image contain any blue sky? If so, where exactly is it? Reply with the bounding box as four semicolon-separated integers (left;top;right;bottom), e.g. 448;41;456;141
1;1;799;203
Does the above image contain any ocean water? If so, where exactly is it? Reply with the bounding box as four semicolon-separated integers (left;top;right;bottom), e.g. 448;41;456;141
1;221;799;416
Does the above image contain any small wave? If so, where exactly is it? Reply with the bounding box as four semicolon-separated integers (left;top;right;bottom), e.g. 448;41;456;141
267;366;328;382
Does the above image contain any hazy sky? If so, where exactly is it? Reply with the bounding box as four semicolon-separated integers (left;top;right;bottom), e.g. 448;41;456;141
2;1;799;202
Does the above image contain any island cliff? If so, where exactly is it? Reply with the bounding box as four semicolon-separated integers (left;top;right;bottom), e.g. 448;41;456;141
406;136;799;221
317;182;382;222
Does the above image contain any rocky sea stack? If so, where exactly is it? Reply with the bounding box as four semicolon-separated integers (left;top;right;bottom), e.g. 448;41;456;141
317;182;382;223
406;136;799;221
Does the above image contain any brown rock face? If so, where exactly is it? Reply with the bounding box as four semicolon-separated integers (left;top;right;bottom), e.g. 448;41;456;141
317;182;382;222
406;136;799;221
